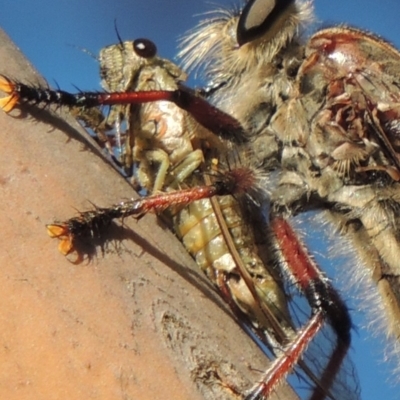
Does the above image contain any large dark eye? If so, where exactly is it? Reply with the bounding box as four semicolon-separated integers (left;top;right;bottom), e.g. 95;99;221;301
133;38;157;58
237;0;295;46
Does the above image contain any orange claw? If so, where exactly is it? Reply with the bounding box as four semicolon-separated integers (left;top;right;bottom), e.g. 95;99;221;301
58;238;74;256
0;76;15;93
47;224;74;256
46;224;69;238
0;94;18;113
0;76;18;112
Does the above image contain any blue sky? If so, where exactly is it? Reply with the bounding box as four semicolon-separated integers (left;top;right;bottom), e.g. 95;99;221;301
1;1;400;399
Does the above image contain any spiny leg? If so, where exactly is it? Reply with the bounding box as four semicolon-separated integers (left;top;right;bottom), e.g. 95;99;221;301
0;78;246;142
46;168;252;256
243;218;352;400
211;215;352;400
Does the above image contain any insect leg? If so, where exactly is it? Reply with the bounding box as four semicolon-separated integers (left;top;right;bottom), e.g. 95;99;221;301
0;76;121;161
46;167;251;256
0;78;246;141
244;217;352;400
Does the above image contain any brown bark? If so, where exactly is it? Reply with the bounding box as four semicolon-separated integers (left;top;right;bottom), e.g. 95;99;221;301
0;29;298;400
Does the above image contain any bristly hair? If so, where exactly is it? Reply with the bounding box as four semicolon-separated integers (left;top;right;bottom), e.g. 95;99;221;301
216;145;271;206
178;1;314;84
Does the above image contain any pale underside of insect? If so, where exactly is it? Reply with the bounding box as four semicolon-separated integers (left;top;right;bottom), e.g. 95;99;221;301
2;0;400;398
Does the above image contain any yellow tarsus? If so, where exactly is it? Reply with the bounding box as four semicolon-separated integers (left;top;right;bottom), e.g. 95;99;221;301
0;77;18;112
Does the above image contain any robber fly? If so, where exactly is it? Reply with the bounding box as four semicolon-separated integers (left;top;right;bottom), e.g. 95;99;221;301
177;0;400;390
1;0;400;398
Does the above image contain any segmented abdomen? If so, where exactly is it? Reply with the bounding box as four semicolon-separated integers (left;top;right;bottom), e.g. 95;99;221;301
172;192;294;343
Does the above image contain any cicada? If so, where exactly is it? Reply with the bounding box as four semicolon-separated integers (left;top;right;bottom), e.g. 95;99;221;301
2;0;400;399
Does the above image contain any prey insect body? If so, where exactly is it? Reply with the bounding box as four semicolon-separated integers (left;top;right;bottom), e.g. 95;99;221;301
6;0;400;398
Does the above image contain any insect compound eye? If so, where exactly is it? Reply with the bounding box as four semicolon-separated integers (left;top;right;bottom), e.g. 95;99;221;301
237;0;295;46
133;38;157;58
